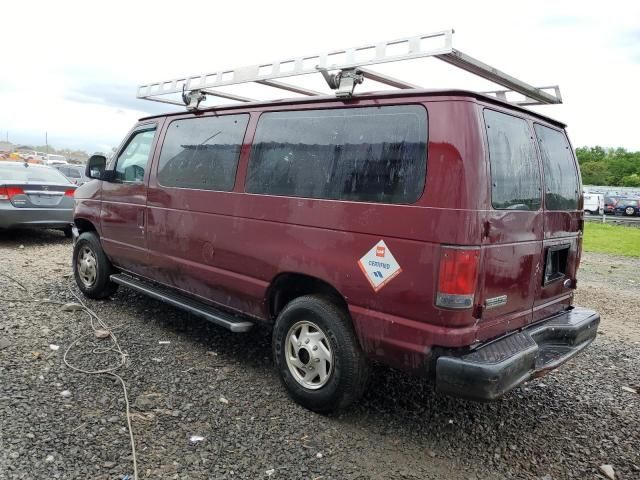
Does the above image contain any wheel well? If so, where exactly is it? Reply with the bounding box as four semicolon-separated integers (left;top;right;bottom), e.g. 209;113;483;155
266;273;349;321
74;218;97;234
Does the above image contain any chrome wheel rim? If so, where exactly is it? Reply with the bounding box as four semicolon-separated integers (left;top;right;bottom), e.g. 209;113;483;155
626;207;634;215
76;246;97;288
285;320;333;390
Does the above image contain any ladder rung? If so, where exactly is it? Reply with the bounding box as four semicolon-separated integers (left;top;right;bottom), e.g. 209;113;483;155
202;89;256;103
256;79;322;96
359;68;421;89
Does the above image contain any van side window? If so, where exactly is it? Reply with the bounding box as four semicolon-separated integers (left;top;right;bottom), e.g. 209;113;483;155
484;109;541;211
534;124;579;210
157;114;249;191
115;129;156;183
245;105;427;204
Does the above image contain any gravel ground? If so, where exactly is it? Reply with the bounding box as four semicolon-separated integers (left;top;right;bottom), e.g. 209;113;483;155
0;229;639;480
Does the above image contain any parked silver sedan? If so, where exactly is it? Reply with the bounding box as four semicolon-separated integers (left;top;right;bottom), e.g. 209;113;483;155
0;161;77;236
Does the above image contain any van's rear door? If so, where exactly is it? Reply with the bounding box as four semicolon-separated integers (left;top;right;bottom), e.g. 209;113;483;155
532;124;582;321
478;109;544;335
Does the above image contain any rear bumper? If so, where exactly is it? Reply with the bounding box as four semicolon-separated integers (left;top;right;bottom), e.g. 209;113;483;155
0;205;73;229
435;307;600;401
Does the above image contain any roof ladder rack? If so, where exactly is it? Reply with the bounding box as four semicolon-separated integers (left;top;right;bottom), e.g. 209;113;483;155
137;29;562;110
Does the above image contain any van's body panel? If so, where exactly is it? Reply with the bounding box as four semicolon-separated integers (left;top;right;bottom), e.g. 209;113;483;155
74;89;596;381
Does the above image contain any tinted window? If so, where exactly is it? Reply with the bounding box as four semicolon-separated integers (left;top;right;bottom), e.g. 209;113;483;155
246;105;427;204
158;114;249;191
0;164;71;184
484;109;541;210
115;128;156;183
534;124;579;210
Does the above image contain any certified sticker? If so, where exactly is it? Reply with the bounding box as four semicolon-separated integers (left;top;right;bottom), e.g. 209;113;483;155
357;240;402;292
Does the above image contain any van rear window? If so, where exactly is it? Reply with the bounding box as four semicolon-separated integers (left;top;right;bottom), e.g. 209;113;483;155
245;105;427;204
484;109;541;211
534;124;579;210
158;114;249;191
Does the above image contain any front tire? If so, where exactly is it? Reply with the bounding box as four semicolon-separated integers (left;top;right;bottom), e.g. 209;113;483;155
272;295;369;413
73;231;118;299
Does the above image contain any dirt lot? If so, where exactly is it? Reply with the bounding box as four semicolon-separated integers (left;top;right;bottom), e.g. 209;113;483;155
0;230;639;480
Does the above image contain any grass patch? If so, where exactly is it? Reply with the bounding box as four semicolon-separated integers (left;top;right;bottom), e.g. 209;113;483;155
583;222;640;257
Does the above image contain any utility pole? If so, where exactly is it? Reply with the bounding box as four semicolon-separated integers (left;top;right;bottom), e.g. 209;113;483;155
45;131;49;155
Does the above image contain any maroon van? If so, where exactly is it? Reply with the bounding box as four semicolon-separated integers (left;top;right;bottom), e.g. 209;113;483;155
72;89;599;412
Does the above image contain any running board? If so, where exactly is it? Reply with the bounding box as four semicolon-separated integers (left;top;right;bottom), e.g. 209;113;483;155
110;274;254;333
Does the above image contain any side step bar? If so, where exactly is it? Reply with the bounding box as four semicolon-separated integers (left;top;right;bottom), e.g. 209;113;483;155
110;274;254;333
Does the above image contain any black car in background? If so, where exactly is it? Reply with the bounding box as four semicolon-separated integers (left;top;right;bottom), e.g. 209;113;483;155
614;198;640;216
0;161;76;236
54;164;90;186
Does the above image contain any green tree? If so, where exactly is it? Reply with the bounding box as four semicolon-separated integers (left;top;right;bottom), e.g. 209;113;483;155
580;161;610;185
621;174;640;187
576;146;640;186
575;146;607;164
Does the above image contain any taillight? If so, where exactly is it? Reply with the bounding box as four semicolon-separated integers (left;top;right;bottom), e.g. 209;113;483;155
0;186;25;200
436;246;480;309
64;189;75;197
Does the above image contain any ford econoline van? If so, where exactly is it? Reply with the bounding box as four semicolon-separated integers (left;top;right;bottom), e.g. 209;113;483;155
72;89;599;412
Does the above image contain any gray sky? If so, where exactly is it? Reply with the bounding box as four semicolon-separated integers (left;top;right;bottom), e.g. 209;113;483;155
1;0;639;153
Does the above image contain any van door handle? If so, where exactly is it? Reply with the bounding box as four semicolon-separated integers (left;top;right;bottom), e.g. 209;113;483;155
482;220;491;239
137;210;145;229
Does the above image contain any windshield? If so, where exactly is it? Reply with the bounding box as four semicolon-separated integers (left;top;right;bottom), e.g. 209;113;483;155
0;164;72;184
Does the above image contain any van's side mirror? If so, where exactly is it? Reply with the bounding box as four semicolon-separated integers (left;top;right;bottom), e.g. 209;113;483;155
86;155;107;180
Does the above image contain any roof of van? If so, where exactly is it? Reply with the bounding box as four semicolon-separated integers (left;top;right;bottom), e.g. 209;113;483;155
139;89;567;128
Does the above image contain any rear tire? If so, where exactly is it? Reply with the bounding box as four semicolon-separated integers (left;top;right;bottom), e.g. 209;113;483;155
73;231;118;299
62;226;73;238
272;295;369;413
